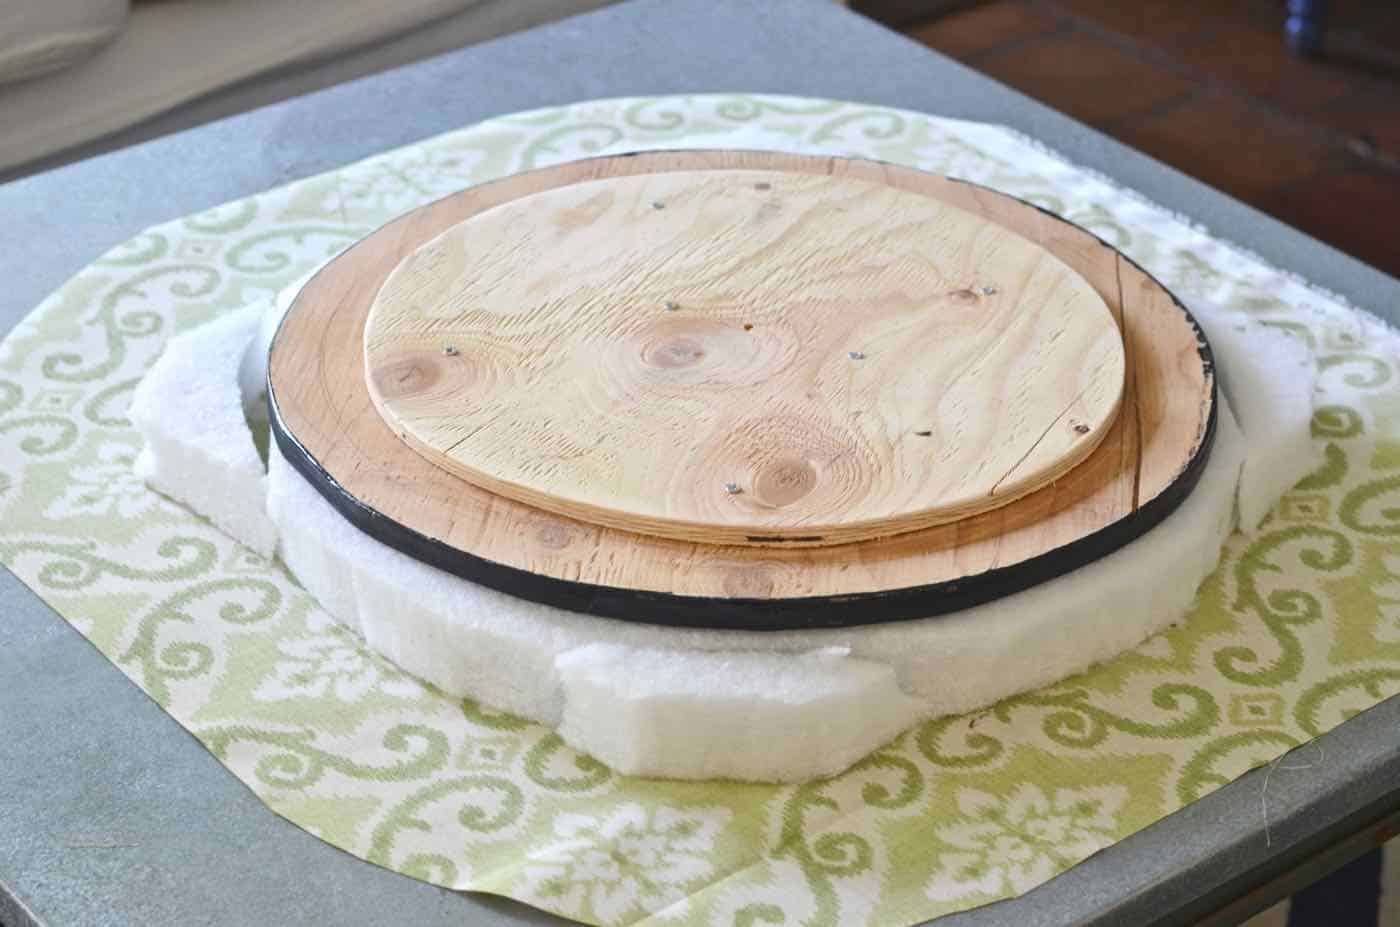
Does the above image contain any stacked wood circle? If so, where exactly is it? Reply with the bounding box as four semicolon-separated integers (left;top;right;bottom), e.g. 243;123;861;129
268;150;1215;631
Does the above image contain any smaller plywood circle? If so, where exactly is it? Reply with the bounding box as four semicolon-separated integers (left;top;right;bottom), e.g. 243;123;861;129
365;169;1125;547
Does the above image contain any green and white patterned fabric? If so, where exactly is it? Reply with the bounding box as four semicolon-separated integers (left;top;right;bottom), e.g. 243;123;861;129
2;95;1399;927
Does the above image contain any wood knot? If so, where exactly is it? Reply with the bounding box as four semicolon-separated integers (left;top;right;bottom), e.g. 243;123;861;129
754;457;818;507
644;336;706;369
535;522;573;550
752;201;783;224
554;190;615;231
722;564;775;598
371;356;440;400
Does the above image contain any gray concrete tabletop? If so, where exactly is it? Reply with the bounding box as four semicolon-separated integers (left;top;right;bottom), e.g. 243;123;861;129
3;1;1399;925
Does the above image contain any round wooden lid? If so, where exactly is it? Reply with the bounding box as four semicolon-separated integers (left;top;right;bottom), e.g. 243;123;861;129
268;150;1215;631
364;168;1125;547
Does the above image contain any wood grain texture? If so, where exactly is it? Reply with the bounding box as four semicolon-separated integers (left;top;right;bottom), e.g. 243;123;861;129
268;150;1215;630
364;168;1125;546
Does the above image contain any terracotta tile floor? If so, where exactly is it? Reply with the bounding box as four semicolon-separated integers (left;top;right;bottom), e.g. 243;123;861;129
901;0;1400;278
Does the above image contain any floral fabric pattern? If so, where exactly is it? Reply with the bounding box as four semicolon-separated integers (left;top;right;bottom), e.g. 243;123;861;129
2;95;1399;927
521;803;731;923
253;612;425;704
44;439;165;520
926;784;1127;902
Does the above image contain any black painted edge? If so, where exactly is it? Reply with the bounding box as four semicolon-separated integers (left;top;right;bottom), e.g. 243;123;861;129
267;157;1218;632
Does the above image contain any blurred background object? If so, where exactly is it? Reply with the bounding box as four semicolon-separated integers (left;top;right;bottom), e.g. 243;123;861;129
0;0;620;182
1286;0;1329;56
856;0;1400;279
0;0;128;84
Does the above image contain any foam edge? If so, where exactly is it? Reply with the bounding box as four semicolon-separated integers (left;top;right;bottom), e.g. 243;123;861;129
126;257;1323;784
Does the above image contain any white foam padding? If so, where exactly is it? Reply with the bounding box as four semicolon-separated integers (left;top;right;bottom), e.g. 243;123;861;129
130;301;278;557
262;401;1246;780
237;270;319;413
1187;299;1322;532
555;645;926;781
133;267;319;558
132;239;1324;783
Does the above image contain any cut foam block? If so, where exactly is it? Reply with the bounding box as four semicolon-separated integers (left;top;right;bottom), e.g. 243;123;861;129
135;264;1314;782
1188;298;1321;532
827;399;1246;714
130;302;278;557
261;402;1247;781
268;477;364;637
238;269;321;415
267;445;570;722
555;644;925;781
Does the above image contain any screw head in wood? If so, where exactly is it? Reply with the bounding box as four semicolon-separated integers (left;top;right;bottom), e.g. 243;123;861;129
1073;423;1090;435
724;482;743;495
442;345;459;356
652;200;665;210
981;285;998;296
848;350;865;360
664;300;680;312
